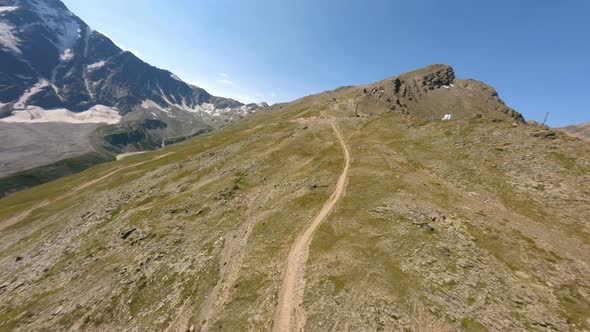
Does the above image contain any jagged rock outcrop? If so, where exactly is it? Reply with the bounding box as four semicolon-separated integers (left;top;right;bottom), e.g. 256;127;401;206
362;64;524;122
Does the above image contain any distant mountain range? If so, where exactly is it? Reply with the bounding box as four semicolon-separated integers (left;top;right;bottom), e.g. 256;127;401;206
560;122;590;141
0;0;266;195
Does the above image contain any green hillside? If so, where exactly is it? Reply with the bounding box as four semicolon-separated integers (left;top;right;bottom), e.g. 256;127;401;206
1;65;588;331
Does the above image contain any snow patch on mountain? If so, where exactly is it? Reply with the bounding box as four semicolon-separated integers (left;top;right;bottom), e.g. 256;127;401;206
0;22;20;54
196;103;216;114
87;60;106;70
141;99;168;113
168;100;216;115
214;104;258;118
14;79;50;109
60;48;74;61
141;95;258;120
0;6;18;13
177;101;221;115
158;88;175;105
0;105;121;124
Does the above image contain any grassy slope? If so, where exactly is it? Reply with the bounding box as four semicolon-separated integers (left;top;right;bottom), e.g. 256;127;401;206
0;82;589;331
305;110;590;330
0;102;341;331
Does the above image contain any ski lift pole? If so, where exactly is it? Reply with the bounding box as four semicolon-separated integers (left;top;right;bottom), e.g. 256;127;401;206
542;112;549;126
310;163;318;189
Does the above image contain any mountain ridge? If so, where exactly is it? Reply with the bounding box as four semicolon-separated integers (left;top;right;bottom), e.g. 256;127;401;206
0;0;254;115
560;121;590;141
0;0;265;196
359;64;524;122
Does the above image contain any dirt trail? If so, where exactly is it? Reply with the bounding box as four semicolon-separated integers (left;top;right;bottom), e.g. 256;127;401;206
272;114;351;332
166;188;271;332
0;152;174;231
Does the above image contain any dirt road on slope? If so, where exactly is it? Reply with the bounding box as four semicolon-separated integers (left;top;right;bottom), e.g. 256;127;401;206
272;114;351;332
0;152;175;231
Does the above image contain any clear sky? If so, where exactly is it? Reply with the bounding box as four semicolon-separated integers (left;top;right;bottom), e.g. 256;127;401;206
62;0;590;127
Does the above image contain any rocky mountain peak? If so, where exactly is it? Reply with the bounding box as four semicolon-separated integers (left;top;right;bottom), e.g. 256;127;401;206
396;64;455;88
1;0;84;54
361;64;524;122
387;64;456;101
0;0;263;117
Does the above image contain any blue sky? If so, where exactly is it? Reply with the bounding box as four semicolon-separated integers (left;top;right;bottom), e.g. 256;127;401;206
62;0;590;127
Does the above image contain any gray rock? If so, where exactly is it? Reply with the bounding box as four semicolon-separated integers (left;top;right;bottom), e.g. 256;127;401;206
120;227;137;240
413;222;434;232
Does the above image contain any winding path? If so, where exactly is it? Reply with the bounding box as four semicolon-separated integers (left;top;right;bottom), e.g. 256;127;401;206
272;114;351;331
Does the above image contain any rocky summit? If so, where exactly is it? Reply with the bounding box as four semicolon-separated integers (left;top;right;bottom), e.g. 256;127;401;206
0;62;588;331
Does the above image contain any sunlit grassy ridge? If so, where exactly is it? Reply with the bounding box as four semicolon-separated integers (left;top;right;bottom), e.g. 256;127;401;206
1;65;589;331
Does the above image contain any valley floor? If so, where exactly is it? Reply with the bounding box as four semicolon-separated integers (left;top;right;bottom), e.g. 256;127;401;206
0;122;99;178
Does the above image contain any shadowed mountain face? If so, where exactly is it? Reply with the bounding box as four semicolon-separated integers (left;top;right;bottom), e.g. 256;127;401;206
0;0;252;114
0;0;266;195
